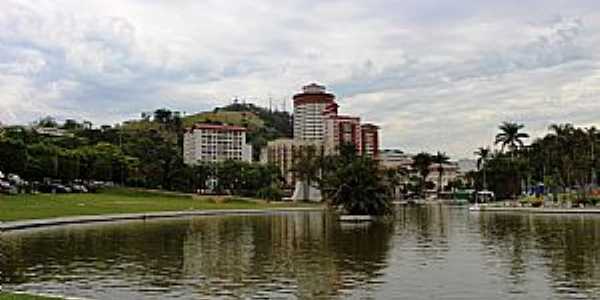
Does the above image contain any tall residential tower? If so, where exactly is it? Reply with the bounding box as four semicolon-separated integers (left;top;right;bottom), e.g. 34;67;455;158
293;83;336;142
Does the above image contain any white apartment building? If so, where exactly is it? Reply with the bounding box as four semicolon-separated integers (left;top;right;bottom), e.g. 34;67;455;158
183;123;252;165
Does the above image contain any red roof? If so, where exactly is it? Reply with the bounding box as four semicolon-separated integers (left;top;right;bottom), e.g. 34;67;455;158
187;123;247;132
361;123;379;129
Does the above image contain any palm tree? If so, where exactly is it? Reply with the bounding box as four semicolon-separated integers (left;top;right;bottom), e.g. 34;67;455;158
495;122;529;158
432;151;450;197
412;152;433;197
474;147;491;190
291;145;322;201
586;126;598;187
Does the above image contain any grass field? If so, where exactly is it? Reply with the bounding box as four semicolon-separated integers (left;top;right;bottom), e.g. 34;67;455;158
0;293;61;300
0;188;312;222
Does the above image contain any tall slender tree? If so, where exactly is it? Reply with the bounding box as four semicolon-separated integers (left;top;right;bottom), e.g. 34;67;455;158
412;152;433;197
586;126;598;187
291;144;322;201
432;151;450;197
474;147;491;190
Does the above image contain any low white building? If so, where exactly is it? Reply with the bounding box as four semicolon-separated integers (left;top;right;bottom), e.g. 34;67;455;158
378;149;414;170
427;162;460;190
183;123;252;165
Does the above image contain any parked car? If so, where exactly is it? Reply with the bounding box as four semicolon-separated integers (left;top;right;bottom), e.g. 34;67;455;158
68;183;88;193
38;182;71;193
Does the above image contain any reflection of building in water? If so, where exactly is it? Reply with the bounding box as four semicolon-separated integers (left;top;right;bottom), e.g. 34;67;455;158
181;213;350;298
182;217;256;280
180;212;395;298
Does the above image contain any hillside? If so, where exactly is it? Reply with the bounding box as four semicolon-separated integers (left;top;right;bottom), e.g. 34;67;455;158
182;111;264;130
119;104;292;160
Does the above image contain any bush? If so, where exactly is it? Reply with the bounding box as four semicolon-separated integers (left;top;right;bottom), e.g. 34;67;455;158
530;198;543;207
257;186;283;202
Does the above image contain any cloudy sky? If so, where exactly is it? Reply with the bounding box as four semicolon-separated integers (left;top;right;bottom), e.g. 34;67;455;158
1;0;600;158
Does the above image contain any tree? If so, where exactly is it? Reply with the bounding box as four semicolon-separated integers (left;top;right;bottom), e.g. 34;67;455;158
153;108;173;124
412;152;433;196
586;126;598;187
35;116;58;128
474;147;491;190
291;144;322;201
432;151;450;197
495;122;529;156
321;150;391;215
61;119;82;130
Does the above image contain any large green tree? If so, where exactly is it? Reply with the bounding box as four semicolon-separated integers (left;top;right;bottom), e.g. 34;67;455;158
291;144;323;201
412;152;433;196
320;145;391;215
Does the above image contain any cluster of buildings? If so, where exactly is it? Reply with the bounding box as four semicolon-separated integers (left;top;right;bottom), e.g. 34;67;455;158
260;83;380;187
183;83;379;171
182;82;472;194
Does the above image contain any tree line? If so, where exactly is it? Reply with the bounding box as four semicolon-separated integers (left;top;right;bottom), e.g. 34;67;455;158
0;110;283;199
473;121;599;200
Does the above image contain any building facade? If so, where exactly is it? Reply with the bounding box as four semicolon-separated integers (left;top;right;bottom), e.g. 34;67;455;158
360;123;380;157
378;149;414;170
426;163;459;190
324;115;362;154
260;138;324;187
183;123;252;165
293;83;337;142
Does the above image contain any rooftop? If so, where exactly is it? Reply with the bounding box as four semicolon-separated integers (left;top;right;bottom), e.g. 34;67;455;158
187;123;247;132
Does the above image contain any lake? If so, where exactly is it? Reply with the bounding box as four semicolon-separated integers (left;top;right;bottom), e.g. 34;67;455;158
1;206;600;299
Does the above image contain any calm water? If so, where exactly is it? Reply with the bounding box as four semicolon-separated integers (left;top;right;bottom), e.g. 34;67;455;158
2;206;600;299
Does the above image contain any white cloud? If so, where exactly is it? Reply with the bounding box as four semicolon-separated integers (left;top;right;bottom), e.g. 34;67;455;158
0;0;599;157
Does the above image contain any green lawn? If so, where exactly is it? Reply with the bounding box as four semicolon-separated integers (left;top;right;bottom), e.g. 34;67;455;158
0;293;61;300
0;188;313;222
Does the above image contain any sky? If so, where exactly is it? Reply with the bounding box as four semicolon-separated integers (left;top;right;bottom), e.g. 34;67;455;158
1;0;600;158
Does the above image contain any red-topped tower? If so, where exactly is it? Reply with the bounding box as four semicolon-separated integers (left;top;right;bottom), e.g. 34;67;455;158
293;83;337;141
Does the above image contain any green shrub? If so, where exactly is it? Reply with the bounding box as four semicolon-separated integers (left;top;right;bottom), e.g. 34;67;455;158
257;186;283;202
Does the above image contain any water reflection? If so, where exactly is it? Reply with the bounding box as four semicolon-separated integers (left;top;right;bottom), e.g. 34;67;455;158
0;212;394;299
477;213;600;298
2;208;600;299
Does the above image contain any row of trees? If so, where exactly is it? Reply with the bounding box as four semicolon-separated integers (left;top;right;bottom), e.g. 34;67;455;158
0;110;283;199
473;121;599;200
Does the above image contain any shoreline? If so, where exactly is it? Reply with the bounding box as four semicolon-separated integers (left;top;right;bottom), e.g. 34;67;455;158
470;206;600;214
0;207;325;232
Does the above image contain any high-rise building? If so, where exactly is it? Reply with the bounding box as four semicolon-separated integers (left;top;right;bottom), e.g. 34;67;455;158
293;83;336;142
183;123;252;165
262;83;382;193
361;123;380;157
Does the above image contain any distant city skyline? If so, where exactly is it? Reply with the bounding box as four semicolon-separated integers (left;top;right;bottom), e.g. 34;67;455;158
1;0;600;158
